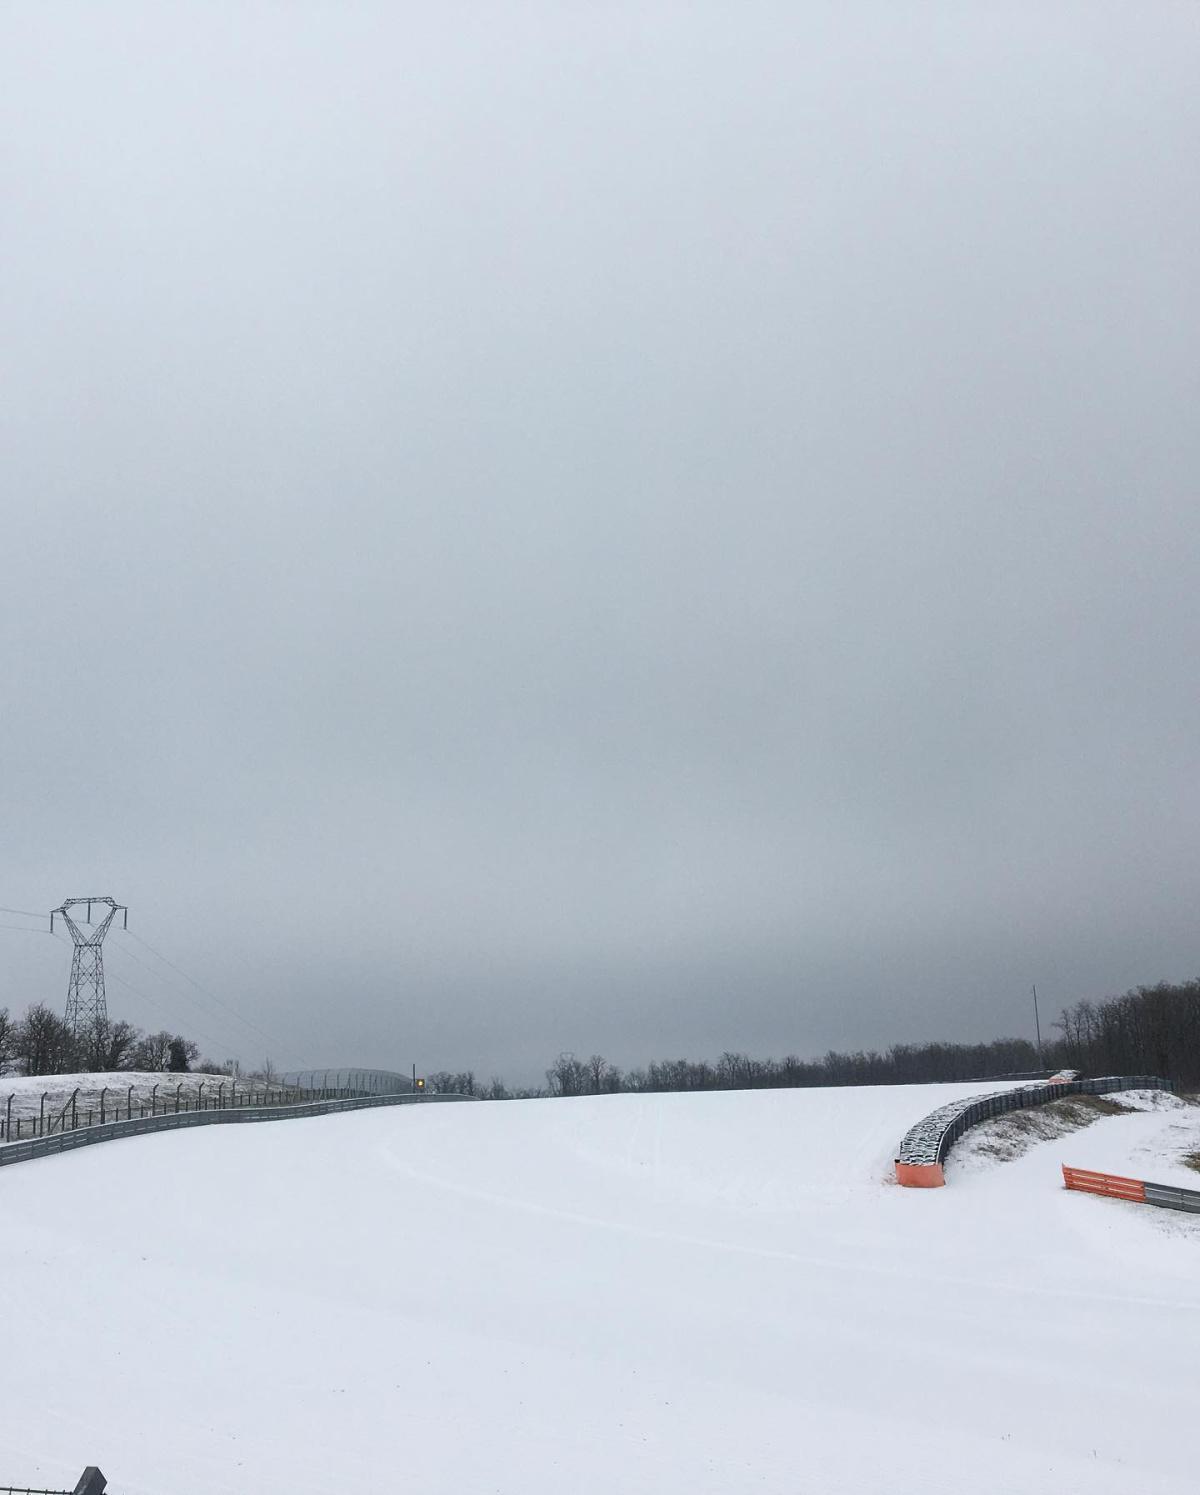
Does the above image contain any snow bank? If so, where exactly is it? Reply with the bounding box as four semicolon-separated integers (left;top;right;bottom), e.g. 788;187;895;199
1;1083;1196;1494
1;1071;252;1126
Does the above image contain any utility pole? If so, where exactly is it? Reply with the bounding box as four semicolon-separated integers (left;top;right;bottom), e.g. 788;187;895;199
51;897;128;1037
1032;983;1043;1066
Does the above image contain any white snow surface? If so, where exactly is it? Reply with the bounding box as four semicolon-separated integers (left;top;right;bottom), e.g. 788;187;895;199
1;1071;240;1125
2;1081;1197;1495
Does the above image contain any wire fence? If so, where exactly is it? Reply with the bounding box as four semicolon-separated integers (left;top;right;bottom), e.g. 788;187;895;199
1;1070;414;1145
0;1086;474;1169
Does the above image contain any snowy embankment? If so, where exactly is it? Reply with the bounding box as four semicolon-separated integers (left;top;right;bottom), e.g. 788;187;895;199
1;1081;1197;1495
1;1071;253;1127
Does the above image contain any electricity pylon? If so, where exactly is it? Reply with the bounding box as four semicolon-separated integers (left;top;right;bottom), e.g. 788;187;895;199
50;897;128;1036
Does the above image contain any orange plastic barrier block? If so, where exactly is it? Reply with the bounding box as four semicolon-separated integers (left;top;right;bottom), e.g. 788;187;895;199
895;1161;945;1188
1061;1165;1146;1202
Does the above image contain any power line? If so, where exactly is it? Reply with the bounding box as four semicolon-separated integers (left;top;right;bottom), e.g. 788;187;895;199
20;909;304;1068
0;904;284;1057
60;933;247;1059
103;940;261;1061
48;930;241;1059
102;965;239;1059
116;929;288;1056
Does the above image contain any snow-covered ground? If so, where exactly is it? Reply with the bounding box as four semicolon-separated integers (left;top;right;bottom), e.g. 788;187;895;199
1;1081;1197;1495
0;1072;269;1130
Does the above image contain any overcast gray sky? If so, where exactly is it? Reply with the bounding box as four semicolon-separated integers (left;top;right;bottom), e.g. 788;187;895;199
1;2;1197;1084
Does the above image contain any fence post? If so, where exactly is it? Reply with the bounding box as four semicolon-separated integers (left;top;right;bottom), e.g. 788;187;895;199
151;1083;159;1117
4;1091;11;1141
127;1084;134;1122
198;1081;206;1112
40;1091;48;1137
100;1087;107;1125
71;1088;79;1130
73;1465;107;1494
175;1083;183;1114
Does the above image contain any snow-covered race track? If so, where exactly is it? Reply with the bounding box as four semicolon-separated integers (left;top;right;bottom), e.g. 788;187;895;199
2;1084;1197;1495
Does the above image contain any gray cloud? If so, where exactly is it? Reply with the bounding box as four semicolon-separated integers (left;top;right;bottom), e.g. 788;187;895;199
2;2;1198;1083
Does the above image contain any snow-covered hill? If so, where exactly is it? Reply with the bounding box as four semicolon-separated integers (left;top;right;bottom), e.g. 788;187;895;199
1;1082;1196;1494
1;1071;243;1129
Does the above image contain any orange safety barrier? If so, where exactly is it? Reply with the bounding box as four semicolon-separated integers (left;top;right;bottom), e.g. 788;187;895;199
1061;1165;1146;1203
895;1160;945;1188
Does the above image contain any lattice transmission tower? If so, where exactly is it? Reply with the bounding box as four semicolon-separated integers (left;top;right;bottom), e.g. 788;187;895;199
50;897;128;1036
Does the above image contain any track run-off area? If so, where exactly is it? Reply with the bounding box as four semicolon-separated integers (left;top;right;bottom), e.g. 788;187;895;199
2;1082;1198;1495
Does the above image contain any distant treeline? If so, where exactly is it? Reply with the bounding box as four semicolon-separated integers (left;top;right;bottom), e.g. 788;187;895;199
0;1001;231;1078
7;977;1197;1095
428;979;1200;1100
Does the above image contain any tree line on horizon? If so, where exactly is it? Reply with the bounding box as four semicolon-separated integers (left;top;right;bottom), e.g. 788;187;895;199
426;978;1200;1100
0;1001;228;1079
4;977;1197;1095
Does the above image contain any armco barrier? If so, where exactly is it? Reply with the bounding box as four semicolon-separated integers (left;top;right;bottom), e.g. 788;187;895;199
0;1090;474;1170
1063;1164;1200;1213
894;1074;1173;1187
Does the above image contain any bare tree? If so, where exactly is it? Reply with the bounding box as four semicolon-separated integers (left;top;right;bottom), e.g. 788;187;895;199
133;1030;175;1070
14;1004;75;1076
546;1052;587;1097
586;1054;610;1094
167;1036;198;1072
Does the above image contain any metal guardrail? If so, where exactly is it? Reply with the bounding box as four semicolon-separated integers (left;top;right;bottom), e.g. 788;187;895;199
1063;1164;1200;1213
0;1090;475;1170
1145;1179;1200;1213
895;1074;1174;1177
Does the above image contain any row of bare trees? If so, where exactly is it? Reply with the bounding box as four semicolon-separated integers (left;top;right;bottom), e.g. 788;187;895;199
532;1038;1046;1098
1051;980;1200;1089
0;1002;211;1078
471;979;1200;1100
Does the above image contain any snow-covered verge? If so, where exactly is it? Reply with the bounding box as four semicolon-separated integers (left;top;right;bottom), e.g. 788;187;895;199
949;1088;1199;1171
1;1081;1197;1495
1;1071;277;1128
